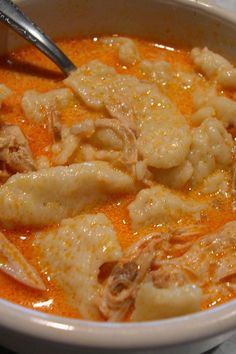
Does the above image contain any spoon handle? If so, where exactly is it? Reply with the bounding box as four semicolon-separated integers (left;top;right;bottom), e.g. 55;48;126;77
0;0;76;75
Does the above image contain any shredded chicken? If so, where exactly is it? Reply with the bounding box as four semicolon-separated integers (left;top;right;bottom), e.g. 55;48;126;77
152;222;236;298
99;234;160;321
104;94;137;132
70;119;95;138
0;124;35;181
95;119;137;165
171;224;207;241
99;221;236;321
45;103;62;142
0;232;45;290
71;118;138;167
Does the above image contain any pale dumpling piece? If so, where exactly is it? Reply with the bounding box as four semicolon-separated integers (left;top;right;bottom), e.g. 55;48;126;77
140;60;172;86
149;118;233;189
0;161;134;228
200;170;229;195
189;118;233;186
137;112;191;169
209;96;236;128
191;107;215;125
35;213;122;320
128;185;207;230
65;60;191;169
0;84;11;109
191;47;232;79
191;47;236;90
101;37;140;66
64;60;117;110
21;88;73;122
193;86;236;128
51;126;79;165
153;160;194;189
131;283;202;321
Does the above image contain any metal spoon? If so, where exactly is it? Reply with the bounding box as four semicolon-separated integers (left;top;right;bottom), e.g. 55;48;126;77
0;0;77;75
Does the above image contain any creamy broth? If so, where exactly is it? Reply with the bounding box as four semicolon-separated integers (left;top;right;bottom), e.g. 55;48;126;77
0;36;235;321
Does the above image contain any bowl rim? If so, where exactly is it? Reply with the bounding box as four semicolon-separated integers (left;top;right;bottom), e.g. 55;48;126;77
1;0;236;349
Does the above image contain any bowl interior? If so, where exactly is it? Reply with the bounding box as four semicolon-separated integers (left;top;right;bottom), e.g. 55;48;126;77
0;0;236;60
0;0;236;350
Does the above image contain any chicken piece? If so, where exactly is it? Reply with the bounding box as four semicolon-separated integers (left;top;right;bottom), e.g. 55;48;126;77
179;221;236;284
152;221;236;296
71;118;138;167
0;124;35;181
0;231;45;290
131;222;236;321
99;235;159;321
104;93;137;131
45;104;62;142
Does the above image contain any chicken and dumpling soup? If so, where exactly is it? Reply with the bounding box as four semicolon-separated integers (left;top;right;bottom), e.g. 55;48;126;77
0;35;236;322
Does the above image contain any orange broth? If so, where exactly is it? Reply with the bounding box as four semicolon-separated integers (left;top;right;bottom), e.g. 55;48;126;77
0;36;235;319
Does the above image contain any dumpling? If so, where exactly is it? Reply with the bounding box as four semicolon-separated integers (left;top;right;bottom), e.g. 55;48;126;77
200;170;229;195
193;86;236;128
0;84;11;109
153;161;193;189
65;60;191;169
64;60;117;110
21;88;73;123
191;47;232;79
191;47;236;90
128;185;207;230
137;112;191;169
101;37;140;66
192;47;236;90
35;213;122;320
140;60;172;86
208;96;236;128
0;161;135;228
189;118;233;186
131;283;202;321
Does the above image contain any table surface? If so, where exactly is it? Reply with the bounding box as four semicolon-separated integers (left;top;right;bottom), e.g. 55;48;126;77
1;0;236;353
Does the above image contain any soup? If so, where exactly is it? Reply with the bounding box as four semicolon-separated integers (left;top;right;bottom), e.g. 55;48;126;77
0;35;235;322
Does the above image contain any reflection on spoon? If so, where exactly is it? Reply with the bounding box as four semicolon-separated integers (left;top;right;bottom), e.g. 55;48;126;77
0;0;77;76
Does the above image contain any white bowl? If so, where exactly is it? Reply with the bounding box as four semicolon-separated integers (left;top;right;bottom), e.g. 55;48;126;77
1;1;236;353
